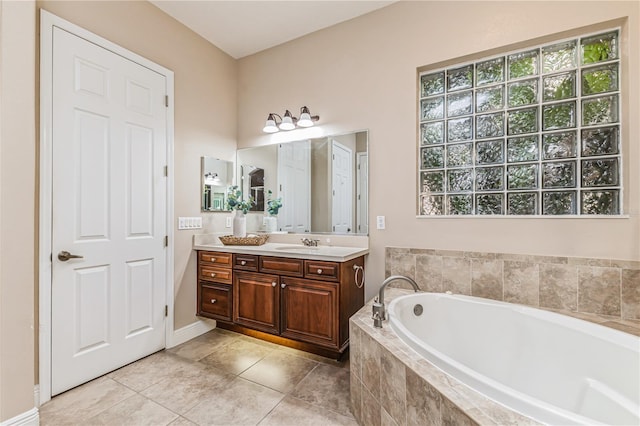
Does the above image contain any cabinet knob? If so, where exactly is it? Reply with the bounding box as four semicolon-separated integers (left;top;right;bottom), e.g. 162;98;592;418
210;299;217;304
317;269;323;274
210;273;216;277
210;258;216;262
241;260;246;266
281;283;286;288
272;281;277;287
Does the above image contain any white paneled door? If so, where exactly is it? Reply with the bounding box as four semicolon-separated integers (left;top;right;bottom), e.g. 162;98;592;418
51;27;168;395
277;141;311;233
331;140;353;233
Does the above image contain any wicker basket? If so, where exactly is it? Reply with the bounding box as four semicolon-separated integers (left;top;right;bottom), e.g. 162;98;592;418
219;234;269;246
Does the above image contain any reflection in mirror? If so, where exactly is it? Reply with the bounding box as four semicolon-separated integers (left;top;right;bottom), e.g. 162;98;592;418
201;157;233;212
241;165;265;211
236;131;368;235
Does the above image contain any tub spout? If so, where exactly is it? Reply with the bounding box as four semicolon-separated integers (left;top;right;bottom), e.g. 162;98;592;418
372;275;420;328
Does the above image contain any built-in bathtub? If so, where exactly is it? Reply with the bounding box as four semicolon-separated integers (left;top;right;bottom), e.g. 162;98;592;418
389;292;640;425
349;289;640;426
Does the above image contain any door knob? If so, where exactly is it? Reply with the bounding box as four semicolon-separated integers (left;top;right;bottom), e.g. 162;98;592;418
58;251;84;261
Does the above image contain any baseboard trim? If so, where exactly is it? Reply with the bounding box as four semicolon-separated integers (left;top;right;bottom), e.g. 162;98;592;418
0;408;39;426
168;318;215;348
34;385;40;407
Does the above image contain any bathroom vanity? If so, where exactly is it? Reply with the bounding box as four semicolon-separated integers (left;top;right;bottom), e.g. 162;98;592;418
194;242;367;359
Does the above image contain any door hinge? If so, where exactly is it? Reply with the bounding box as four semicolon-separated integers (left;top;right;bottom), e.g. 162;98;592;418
165;95;169;107
165;305;168;317
164;165;168;177
164;236;168;247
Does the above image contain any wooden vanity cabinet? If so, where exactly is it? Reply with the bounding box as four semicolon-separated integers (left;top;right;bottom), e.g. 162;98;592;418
197;250;365;359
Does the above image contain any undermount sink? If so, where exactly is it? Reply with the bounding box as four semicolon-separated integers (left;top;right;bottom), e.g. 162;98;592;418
274;245;319;251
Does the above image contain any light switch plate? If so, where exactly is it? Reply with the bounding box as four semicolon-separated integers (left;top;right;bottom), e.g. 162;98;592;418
178;217;202;230
376;215;385;230
225;217;232;228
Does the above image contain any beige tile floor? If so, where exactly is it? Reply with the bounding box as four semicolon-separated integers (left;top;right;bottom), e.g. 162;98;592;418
40;328;357;426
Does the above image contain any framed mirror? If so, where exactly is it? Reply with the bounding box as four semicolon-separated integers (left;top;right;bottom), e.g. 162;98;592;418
236;130;368;235
201;157;233;212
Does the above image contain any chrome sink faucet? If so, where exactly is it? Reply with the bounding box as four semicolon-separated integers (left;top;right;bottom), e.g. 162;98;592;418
372;275;420;328
301;237;319;247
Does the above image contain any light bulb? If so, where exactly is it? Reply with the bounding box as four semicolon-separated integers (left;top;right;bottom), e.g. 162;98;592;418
263;114;279;133
297;112;313;127
279;110;296;130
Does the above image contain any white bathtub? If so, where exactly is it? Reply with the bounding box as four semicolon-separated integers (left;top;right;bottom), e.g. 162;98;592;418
387;293;640;425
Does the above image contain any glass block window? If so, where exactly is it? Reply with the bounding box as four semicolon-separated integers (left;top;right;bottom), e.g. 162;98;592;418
418;30;622;216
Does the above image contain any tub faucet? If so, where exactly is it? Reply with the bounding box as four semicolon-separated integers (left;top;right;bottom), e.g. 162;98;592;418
372;275;420;328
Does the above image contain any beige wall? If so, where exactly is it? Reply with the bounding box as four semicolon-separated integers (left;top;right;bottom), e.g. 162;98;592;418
0;0;37;421
1;1;236;419
38;0;238;331
238;1;640;300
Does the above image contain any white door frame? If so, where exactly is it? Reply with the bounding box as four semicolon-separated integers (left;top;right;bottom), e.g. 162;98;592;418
39;10;175;404
356;152;368;234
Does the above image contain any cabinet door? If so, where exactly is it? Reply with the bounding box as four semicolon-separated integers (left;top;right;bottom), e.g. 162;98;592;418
233;271;279;334
280;277;338;348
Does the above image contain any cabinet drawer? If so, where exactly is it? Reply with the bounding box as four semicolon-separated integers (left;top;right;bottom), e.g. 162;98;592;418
233;254;259;271
260;256;304;277
199;251;232;267
198;283;232;321
304;260;340;282
199;266;232;284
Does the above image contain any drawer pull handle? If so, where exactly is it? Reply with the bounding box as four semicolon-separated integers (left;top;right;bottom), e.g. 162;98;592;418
281;283;286;288
317;269;323;274
210;258;216;263
241;260;246;266
210;299;217;304
210;273;216;277
272;281;277;287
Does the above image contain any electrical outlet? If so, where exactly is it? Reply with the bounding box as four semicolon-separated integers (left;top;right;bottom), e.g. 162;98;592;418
376;215;386;230
225;217;232;228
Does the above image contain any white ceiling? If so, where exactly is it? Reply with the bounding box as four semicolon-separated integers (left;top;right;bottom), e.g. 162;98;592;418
150;1;395;59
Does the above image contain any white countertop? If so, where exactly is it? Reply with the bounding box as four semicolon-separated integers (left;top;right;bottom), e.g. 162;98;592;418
193;240;369;262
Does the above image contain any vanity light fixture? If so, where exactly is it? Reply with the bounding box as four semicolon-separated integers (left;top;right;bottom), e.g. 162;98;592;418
204;172;221;185
262;106;320;133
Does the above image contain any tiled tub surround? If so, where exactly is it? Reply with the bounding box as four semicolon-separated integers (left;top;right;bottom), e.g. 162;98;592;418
349;289;640;426
350;288;539;426
386;247;640;327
